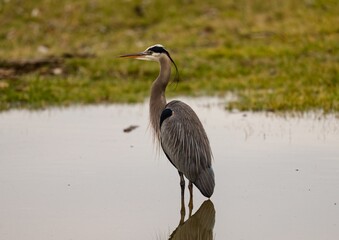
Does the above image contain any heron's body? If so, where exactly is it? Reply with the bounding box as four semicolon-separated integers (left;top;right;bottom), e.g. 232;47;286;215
160;100;214;197
120;44;215;199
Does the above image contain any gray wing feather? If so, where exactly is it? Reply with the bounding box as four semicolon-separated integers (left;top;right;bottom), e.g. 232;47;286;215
160;100;213;183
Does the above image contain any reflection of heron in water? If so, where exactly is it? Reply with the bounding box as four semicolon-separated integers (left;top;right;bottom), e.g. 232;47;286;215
120;44;215;213
169;200;215;240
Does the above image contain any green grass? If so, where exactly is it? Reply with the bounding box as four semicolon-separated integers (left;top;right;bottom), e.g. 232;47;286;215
0;0;338;112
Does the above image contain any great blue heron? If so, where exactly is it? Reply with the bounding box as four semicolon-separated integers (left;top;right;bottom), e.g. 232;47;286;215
120;44;215;203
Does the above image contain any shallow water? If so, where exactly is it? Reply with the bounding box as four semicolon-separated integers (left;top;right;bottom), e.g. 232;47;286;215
1;97;338;240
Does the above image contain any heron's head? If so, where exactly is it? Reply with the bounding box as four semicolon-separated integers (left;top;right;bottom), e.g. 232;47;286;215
119;44;175;63
120;44;179;81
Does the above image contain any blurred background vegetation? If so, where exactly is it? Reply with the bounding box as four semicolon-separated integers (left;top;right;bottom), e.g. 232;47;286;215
0;0;338;112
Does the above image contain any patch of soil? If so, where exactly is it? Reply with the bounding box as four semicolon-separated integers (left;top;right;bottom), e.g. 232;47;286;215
0;53;95;79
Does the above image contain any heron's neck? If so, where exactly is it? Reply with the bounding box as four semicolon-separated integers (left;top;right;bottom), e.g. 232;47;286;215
149;56;171;141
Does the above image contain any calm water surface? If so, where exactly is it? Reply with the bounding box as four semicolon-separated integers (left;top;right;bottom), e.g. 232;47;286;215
1;97;338;240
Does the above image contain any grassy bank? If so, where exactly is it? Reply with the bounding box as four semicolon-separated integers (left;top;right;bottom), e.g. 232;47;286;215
0;0;338;112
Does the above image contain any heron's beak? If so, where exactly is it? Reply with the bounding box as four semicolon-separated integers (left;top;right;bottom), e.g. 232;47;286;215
119;52;148;59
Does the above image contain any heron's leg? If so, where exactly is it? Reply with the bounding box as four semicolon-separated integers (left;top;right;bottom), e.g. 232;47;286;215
188;181;193;217
178;171;186;224
179;171;185;196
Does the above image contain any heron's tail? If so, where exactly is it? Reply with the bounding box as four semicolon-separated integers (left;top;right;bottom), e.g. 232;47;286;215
194;167;215;198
